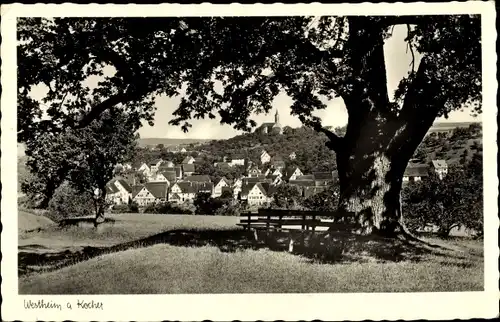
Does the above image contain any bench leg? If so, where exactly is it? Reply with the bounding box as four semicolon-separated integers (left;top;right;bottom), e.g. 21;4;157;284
253;229;259;242
288;236;294;253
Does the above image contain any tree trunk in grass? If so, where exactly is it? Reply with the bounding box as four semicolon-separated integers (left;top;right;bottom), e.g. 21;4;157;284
93;188;106;227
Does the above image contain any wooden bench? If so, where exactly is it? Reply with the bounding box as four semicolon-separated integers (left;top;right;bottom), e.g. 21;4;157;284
238;209;356;252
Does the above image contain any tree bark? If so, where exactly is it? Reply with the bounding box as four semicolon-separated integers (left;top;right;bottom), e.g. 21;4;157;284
93;189;106;227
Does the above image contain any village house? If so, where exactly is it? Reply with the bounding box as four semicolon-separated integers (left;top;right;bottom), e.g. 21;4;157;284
271;159;286;170
149;169;176;184
230;154;246;167
271;167;283;177
193;157;204;164
182;155;195;164
247;182;275;206
431;159;448;179
282;166;303;182
213;177;231;198
158;161;175;170
289;152;297;160
182;163;196;177
247;164;262;177
260;150;271;164
132;182;169;206
266;174;283;185
232;177;243;199
149;159;164;172
169;182;197;203
183;175;212;183
403;164;429;183
105;179;133;205
137;162;151;176
180;147;187;153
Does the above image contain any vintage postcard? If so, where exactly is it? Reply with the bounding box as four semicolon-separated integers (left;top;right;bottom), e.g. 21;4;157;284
1;2;498;321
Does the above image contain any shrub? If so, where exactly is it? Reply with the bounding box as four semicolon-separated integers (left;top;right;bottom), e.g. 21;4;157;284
110;202;139;214
143;202;193;214
402;166;482;237
214;202;241;216
47;182;95;222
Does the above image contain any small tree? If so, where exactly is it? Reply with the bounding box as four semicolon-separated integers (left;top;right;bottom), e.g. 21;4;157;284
23;109;139;226
402;165;482;237
303;185;340;212
47;182;95;221
271;184;304;210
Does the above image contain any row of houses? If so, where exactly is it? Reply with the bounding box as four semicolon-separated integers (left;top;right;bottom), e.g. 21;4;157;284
109;152;449;207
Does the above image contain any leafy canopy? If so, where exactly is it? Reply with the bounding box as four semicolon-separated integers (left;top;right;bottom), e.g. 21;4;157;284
18;15;481;142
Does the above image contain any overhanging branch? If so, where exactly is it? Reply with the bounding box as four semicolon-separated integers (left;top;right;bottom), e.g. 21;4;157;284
312;123;344;152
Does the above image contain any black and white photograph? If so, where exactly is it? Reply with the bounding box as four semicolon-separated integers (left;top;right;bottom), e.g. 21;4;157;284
1;2;498;321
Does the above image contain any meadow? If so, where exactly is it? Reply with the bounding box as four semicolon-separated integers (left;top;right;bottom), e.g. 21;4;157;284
18;211;484;294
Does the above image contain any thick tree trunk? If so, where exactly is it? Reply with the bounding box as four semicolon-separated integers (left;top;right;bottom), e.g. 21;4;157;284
93;189;106;227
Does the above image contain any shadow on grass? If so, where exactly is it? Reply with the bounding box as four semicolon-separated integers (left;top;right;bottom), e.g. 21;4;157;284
19;222;476;277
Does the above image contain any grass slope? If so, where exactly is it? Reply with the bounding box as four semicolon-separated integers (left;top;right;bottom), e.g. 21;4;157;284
19;237;483;294
18;210;55;233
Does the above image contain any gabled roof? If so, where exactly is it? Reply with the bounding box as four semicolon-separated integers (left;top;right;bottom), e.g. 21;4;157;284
216;177;231;186
132;185;145;198
160;170;177;182
296;175;315;181
184;175;211;182
240;183;256;197
106;183;120;194
182;156;194;164
404;164;429;177
145;182;169;199
289;179;316;187
283;166;300;179
243;176;267;184
193;157;204;163
254;182;277;197
159;161;175;169
231;155;245;160
196;182;214;192
260;122;276;129
432;159;448;168
115;179;132;193
182;163;195;173
273;155;283;161
149;159;163;166
175;182;197;194
313;172;334;180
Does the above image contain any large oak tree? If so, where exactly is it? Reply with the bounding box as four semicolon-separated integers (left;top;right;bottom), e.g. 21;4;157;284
18;15;481;236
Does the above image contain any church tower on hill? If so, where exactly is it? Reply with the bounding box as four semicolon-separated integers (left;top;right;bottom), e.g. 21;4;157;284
255;109;283;135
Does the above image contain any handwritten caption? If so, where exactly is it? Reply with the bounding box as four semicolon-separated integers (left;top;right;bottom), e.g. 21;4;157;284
24;299;103;311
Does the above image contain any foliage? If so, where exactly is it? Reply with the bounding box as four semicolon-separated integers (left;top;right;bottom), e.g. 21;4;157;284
18;16;481;232
402;163;483;237
193;192;232;215
22;109;139;217
143;202;193;215
303;185;340;212
110;202;139;214
270;183;304;210
214;203;242;216
47;182;95;222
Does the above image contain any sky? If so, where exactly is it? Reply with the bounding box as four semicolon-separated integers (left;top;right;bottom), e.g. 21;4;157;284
29;24;480;140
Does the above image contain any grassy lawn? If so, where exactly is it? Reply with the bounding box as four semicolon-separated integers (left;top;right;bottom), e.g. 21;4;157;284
19;213;240;249
20;239;483;294
18;210;55;233
18;211;483;293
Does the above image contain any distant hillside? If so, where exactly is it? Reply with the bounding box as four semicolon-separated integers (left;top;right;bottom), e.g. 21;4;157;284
137;138;212;148
428;121;479;133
